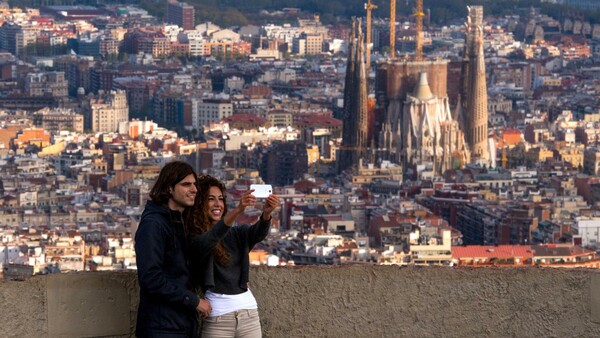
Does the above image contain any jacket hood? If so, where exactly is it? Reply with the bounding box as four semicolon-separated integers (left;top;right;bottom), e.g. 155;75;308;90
141;200;171;221
141;200;189;223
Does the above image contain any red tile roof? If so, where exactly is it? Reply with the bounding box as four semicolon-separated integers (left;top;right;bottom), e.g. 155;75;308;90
452;245;534;259
223;114;267;124
295;115;342;127
532;244;594;257
293;180;317;193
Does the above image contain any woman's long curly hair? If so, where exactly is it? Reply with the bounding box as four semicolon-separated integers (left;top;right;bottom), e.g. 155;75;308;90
188;175;230;265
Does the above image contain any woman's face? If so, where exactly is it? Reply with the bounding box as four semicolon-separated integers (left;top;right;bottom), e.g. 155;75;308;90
205;185;225;224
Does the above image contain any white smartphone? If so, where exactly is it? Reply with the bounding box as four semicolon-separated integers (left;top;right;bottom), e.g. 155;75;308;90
250;184;273;198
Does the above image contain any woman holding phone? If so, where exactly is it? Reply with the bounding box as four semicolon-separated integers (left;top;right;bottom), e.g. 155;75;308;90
188;176;279;337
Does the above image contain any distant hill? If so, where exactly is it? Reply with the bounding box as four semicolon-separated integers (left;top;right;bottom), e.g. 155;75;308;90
138;0;366;26
137;0;567;27
7;0;587;28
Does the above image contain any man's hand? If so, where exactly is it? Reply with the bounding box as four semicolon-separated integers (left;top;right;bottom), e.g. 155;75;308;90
196;299;211;319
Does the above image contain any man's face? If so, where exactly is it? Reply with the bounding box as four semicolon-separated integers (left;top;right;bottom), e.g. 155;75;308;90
168;174;197;212
205;185;225;224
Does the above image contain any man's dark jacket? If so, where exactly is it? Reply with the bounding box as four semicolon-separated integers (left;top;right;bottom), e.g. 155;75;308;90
135;200;200;337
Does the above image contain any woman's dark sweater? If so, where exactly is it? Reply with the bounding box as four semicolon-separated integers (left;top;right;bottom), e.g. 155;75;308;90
190;216;271;294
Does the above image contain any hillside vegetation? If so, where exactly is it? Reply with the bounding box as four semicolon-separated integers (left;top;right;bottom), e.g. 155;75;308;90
137;0;557;27
8;0;598;27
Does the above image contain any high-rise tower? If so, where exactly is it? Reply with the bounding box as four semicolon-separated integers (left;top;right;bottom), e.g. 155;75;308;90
167;1;195;30
462;6;489;164
339;18;369;173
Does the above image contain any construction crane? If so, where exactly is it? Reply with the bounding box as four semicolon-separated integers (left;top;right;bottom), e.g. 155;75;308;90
365;0;378;67
390;0;396;59
414;0;424;61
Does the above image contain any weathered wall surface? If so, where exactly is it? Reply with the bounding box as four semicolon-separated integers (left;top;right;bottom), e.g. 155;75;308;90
0;275;46;337
1;266;600;338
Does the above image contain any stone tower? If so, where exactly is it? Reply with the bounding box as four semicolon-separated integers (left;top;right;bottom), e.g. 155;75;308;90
339;18;369;173
462;6;490;164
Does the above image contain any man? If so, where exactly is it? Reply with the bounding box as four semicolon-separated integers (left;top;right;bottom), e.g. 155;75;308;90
135;161;211;337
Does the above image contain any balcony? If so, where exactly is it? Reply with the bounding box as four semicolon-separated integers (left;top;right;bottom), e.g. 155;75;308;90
1;265;600;337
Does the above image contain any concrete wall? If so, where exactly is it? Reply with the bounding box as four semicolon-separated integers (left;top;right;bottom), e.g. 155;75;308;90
1;266;600;337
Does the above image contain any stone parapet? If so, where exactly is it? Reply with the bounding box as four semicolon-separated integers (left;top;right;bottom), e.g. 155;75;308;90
1;266;600;337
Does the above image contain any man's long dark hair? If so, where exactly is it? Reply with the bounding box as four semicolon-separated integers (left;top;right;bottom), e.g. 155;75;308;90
188;175;230;265
149;161;197;205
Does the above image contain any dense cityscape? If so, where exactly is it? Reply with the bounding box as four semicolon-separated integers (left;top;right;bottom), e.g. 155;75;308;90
1;0;600;281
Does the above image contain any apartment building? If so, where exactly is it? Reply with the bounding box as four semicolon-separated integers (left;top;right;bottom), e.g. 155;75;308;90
88;90;129;133
194;98;233;127
32;108;84;133
166;1;195;30
24;72;68;98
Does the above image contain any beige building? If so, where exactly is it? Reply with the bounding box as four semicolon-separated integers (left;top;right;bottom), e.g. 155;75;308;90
293;33;323;55
488;95;512;114
194;99;233;128
44;236;86;272
538;75;561;87
304;33;323;55
350;161;403;187
24;72;68;98
139;36;171;57
32;108;84;133
210;29;240;42
89;90;129;133
525;146;553;167
558;146;584;169
268;110;293;127
410;229;452;266
297;15;329;39
0;22;37;56
188;39;207;56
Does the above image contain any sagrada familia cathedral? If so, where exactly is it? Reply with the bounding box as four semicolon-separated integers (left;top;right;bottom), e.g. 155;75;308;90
341;6;491;177
398;71;470;176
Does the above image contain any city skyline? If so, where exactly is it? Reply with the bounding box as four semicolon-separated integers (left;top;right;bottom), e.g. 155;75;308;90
0;1;599;285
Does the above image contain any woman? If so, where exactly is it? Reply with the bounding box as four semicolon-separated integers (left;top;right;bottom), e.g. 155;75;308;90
188;176;279;337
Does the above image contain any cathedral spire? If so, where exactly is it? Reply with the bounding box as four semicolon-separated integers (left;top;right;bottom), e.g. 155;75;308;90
414;72;433;100
464;6;490;165
339;18;369;173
